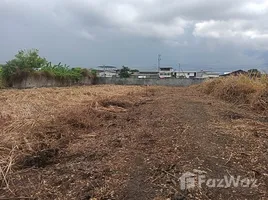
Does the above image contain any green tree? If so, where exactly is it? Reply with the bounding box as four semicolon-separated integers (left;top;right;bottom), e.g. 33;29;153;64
130;69;139;73
2;49;47;84
119;66;131;78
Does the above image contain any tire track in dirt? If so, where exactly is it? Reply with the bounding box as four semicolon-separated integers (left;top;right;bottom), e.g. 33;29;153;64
114;87;267;199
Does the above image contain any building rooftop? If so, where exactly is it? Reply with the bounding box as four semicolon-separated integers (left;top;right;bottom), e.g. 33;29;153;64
98;66;117;69
175;71;197;73
138;71;159;74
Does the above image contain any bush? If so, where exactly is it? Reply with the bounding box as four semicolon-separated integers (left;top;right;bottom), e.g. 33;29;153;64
41;63;81;82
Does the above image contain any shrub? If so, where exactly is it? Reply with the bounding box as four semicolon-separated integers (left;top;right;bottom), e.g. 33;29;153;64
40;63;85;82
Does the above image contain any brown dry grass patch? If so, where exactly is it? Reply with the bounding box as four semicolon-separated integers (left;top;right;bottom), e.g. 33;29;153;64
0;85;156;197
199;75;268;114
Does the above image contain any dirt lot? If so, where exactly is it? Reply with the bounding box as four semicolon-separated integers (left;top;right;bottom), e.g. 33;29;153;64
0;85;267;200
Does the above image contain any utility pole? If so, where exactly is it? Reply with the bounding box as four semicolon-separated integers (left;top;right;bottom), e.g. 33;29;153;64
158;54;161;72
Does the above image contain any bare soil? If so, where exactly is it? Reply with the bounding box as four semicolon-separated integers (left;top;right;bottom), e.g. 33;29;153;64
0;86;267;200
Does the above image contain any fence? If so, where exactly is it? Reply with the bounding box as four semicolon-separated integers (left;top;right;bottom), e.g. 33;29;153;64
10;76;203;89
96;77;204;86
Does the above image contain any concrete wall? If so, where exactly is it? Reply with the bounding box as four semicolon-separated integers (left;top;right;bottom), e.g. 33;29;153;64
12;75;93;89
11;76;203;89
96;77;204;86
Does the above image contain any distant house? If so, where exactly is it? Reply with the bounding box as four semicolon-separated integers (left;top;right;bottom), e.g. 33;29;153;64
221;70;247;77
131;70;158;79
173;70;219;79
131;67;174;79
96;66;118;77
126;67;220;80
97;70;117;77
159;67;174;78
196;71;220;79
175;71;197;79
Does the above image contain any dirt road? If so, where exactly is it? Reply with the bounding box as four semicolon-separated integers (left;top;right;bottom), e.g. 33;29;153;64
1;86;268;199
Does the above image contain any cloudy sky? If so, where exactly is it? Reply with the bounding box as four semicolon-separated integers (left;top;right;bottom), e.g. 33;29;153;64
1;0;268;72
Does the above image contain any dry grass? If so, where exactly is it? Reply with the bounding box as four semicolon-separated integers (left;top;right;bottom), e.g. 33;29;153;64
0;85;267;199
0;85;153;196
199;75;268;114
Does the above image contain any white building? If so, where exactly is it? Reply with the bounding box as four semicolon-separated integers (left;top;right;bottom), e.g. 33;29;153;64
175;71;197;79
98;70;117;77
132;71;159;79
96;66;118;77
196;71;220;79
173;70;220;79
159;67;174;78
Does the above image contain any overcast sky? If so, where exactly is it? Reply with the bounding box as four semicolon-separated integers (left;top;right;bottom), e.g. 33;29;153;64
1;0;268;72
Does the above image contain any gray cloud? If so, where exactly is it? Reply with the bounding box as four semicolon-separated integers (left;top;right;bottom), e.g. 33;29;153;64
0;0;268;72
